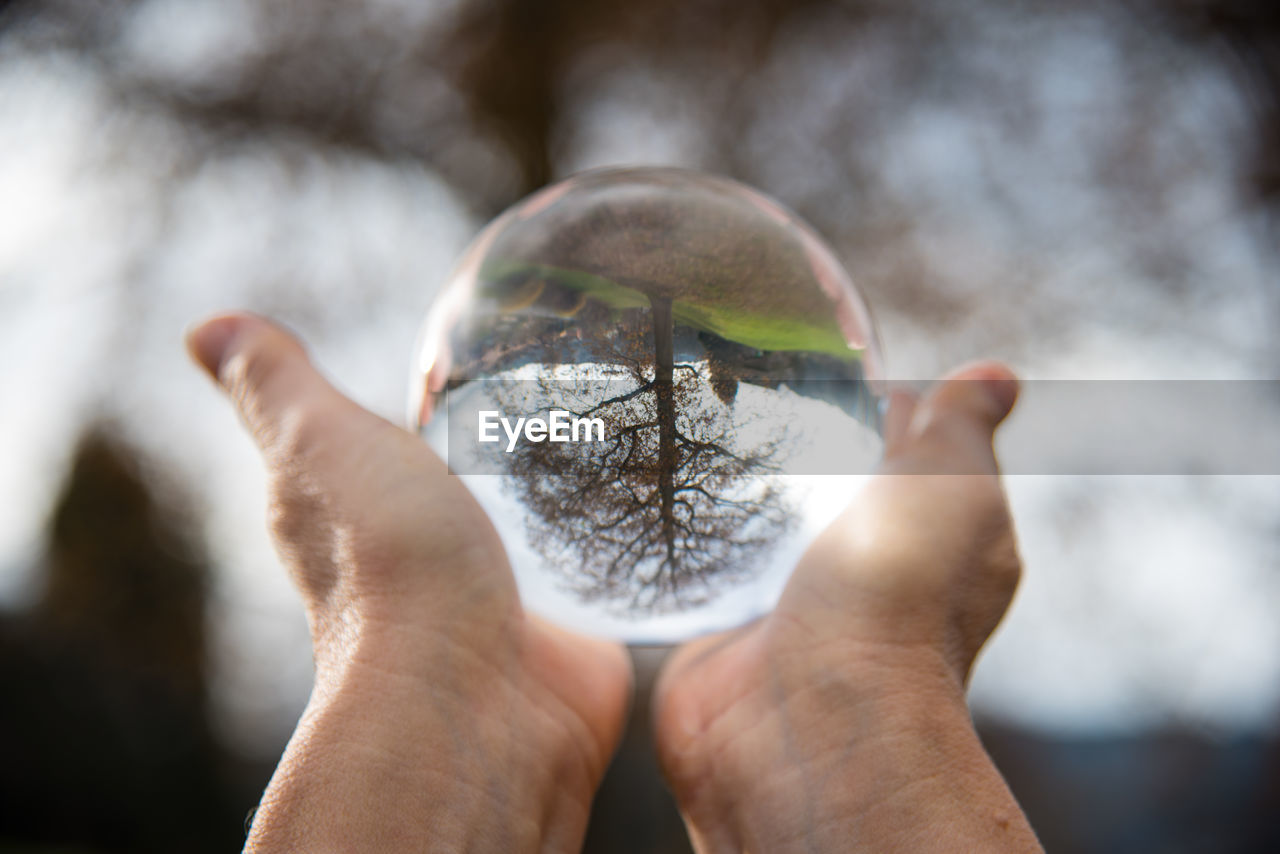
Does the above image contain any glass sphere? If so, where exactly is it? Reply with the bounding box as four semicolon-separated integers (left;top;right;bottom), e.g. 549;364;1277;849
410;167;883;643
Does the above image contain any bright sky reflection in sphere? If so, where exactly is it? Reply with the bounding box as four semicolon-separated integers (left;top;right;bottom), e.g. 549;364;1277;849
410;167;883;642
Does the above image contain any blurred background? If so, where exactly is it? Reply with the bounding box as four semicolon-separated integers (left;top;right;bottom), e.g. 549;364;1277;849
1;0;1278;850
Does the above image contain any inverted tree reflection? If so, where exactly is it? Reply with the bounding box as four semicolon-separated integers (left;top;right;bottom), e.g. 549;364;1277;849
493;300;794;614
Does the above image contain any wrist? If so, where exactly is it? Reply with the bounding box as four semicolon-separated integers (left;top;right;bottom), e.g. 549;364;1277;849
248;618;602;853
664;638;1039;853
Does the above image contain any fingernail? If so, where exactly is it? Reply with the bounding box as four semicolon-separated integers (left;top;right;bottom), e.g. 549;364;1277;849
187;315;251;379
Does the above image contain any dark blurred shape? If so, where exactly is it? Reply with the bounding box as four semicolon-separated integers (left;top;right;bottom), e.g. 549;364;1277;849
1153;0;1280;203
983;719;1280;854
583;648;693;854
40;427;208;701
7;0;1273;217
0;427;265;853
447;0;827;199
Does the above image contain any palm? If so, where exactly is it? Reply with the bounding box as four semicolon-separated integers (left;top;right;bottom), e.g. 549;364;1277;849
415;436;632;764
192;314;638;852
366;420;633;778
653;398;1023;805
520;614;633;774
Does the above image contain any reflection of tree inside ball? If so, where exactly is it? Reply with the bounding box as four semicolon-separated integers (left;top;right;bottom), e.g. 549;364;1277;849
492;304;793;615
412;167;883;641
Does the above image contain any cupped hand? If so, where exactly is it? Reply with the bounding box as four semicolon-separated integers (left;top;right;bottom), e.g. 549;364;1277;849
188;314;631;853
653;364;1042;853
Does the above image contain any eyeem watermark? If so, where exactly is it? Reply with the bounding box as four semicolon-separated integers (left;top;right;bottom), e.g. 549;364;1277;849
478;409;606;453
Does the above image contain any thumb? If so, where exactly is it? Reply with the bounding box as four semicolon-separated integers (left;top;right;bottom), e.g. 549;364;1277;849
885;361;1019;475
187;313;357;457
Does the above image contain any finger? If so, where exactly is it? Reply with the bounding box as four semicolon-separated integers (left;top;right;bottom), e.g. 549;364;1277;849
189;313;506;604
881;387;920;456
888;361;1018;475
525;614;634;763
924;361;1018;432
187;313;365;458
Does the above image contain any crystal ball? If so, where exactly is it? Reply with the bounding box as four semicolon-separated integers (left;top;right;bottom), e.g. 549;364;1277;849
410;167;883;643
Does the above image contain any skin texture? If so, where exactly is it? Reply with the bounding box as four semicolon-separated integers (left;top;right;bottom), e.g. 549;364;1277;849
189;312;1041;853
188;314;631;853
652;369;1044;853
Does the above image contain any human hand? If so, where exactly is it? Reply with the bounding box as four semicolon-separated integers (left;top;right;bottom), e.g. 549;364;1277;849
653;364;1042;853
187;314;631;853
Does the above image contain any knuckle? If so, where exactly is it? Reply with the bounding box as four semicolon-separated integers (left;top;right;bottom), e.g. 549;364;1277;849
266;473;326;544
221;333;287;402
270;399;338;462
917;416;984;462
